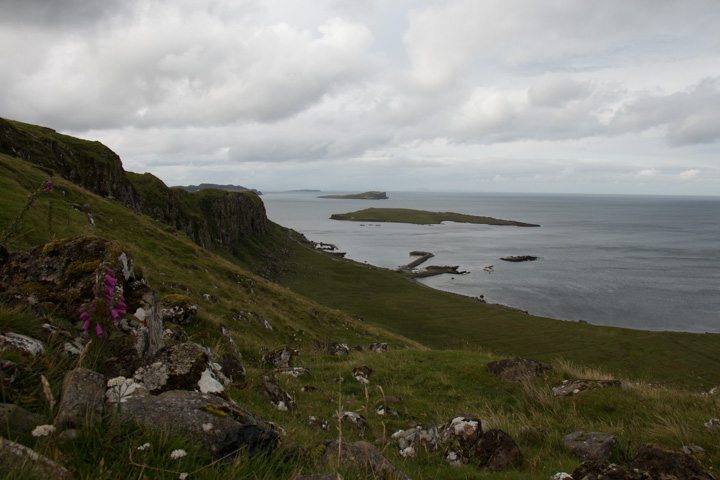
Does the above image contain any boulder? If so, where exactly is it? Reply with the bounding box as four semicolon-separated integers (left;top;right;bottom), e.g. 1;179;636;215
438;414;486;465
705;418;720;432
218;353;246;384
472;429;522;471
552;379;623;397
0;437;75;479
352;365;373;384
487;358;550;382
564;431;616;461
368;342;388;353
570;459;608;479
632;443;717;480
132;342;221;393
392;423;439;458
56;368;106;426
308;415;330;430
0;403;43;438
333;411;368;430
217;424;277;459
319;439;411;480
260;382;297;412
111;390;270;457
0;332;45;356
262;347;295;368
157;294;197;325
327;343;350;356
277;367;310;378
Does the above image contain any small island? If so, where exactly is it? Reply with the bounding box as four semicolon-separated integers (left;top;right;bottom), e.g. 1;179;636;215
319;191;388;200
330;207;540;226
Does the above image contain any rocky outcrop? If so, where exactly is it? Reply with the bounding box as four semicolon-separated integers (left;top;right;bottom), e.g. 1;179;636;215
0;117;269;253
0;117;138;209
0;437;75;479
318;439;410;480
56;368;106;427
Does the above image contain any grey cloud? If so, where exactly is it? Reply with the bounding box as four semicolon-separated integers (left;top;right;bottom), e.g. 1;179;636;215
0;0;129;28
611;77;720;146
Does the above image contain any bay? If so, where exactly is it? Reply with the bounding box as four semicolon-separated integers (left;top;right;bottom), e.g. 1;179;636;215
263;191;720;333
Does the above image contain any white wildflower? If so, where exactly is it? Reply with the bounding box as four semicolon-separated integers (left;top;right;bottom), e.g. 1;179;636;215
137;442;151;451
31;424;56;437
170;449;187;460
179;474;189;480
107;376;127;388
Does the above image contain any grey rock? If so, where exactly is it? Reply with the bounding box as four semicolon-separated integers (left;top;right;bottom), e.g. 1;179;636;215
487;358;550;382
218;352;246;383
133;342;217;393
129;289;164;357
327;342;350;356
352;365;373;384
162;323;189;345
438;415;486;465
564;431;616;461
262;347;295;368
333;411;368;430
56;367;106;426
683;443;707;455
705;418;720;432
320;439;411;480
0;332;45;356
369;342;388;353
260;382;297;412
632;443;717;480
158;296;197;325
392;423;440;458
472;429;522;470
0;437;75;479
552;379;623;397
111;390;269;456
0;403;44;438
308;415;330;430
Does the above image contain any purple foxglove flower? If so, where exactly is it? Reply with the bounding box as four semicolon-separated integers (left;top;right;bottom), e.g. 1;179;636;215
95;324;103;338
82;318;91;331
80;311;90;322
116;301;127;313
111;309;120;322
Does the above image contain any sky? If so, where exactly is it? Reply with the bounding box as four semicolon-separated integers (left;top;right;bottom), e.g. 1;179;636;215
1;0;719;196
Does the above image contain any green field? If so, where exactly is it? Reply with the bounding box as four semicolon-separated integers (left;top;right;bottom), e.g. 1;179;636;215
329;207;540;226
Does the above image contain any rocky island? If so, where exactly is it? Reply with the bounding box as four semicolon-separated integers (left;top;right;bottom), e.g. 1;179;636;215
330;207;540;226
319;191;388;200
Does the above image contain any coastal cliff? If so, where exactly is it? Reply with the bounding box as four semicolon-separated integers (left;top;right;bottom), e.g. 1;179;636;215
0;117;267;252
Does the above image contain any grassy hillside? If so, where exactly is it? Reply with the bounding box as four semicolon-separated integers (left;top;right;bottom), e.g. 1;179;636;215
1;147;719;479
329;207;539;226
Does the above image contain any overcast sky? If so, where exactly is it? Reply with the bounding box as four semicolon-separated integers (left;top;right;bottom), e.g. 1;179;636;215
2;0;719;195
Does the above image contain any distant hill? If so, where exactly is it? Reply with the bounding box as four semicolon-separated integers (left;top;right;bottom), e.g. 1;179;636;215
318;190;388;200
175;183;262;195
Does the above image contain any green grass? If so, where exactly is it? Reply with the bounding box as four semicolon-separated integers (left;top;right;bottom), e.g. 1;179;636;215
2;142;719;479
329;207;539;226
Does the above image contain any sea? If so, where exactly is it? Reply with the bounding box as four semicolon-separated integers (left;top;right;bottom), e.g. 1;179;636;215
262;191;720;334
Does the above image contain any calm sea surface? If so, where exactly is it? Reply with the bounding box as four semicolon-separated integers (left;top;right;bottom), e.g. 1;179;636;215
263;191;720;333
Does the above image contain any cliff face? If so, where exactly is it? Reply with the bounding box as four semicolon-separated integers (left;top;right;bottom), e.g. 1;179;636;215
0;118;138;209
0;117;267;251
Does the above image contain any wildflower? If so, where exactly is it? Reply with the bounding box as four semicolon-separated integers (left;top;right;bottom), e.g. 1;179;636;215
31;424;56;437
43;180;53;191
170;449;187;459
179;474;189;480
137;442;151;451
79;265;126;338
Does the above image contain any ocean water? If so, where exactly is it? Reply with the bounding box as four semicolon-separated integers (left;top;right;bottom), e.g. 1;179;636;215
263;191;720;333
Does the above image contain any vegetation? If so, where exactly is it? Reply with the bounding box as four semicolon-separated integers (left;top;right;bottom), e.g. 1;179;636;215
1;128;719;479
329;207;540;226
319;191;388;200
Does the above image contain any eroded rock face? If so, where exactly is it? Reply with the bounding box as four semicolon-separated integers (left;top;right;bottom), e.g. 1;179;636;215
564;431;616;461
111;390;270;456
487;358;551;382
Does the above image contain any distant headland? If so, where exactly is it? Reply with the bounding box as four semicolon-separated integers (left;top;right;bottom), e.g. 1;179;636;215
330;207;540;226
174;183;262;195
319;191;388;200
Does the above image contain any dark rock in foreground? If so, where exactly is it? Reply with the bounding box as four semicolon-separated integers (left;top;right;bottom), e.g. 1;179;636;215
500;255;538;262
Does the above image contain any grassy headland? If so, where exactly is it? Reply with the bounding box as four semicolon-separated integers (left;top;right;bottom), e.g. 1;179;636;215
1;121;719;478
329;207;540;226
319;191;388;200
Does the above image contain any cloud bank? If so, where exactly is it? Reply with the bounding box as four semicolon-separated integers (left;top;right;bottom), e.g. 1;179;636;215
1;0;718;195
